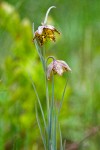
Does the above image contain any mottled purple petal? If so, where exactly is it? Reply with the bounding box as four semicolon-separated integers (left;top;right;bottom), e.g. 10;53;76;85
47;62;53;80
57;60;72;71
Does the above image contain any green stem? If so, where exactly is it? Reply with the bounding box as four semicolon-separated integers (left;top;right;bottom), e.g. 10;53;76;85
42;46;51;150
51;75;54;110
49;75;54;149
53;114;57;150
43;6;56;25
42;46;50;120
46;56;55;63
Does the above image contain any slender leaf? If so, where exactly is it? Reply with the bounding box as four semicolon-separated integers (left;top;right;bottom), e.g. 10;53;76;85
58;78;68;115
29;76;47;132
35;105;46;150
59;123;63;150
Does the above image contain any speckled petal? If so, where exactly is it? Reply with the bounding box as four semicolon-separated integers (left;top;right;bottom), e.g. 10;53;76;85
33;24;60;46
45;25;60;34
47;62;53;80
57;60;72;71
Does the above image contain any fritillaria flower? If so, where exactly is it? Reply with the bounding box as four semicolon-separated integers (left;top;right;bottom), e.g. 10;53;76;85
47;59;71;80
33;25;60;46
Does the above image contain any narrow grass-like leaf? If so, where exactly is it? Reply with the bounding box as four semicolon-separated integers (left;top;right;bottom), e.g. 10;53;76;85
30;76;47;132
63;140;66;150
35;105;46;150
59;123;63;150
58;78;68;115
48;106;52;149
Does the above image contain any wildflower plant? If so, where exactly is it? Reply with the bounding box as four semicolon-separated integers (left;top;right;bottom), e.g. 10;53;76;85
32;6;71;150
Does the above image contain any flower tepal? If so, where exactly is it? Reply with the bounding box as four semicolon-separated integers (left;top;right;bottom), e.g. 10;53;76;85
33;25;60;46
47;59;71;80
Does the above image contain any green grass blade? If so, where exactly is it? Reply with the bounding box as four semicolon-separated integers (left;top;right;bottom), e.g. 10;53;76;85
30;76;47;132
59;123;63;150
58;78;68;115
35;105;46;150
63;140;66;150
53;114;57;150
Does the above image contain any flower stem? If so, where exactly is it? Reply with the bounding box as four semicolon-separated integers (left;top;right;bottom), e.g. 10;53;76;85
46;56;55;63
42;46;50;121
43;6;56;25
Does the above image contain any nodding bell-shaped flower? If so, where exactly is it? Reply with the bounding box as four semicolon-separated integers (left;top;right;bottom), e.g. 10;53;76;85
33;25;60;46
47;59;71;80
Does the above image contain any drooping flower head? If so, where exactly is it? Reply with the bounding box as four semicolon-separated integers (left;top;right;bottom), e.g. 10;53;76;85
33;6;60;46
33;25;60;46
47;59;71;80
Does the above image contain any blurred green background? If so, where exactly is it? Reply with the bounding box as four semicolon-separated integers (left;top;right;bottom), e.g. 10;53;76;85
0;0;100;150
